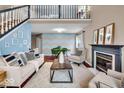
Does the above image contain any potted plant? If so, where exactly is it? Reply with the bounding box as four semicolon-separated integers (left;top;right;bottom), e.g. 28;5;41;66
51;46;70;57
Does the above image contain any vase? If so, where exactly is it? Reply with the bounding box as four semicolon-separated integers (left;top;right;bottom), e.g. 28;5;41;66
59;52;64;64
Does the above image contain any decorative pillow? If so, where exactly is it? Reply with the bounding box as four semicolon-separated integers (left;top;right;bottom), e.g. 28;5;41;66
25;52;35;61
17;59;25;67
2;54;17;66
35;54;40;58
2;54;11;58
8;59;20;66
5;56;16;62
18;53;28;65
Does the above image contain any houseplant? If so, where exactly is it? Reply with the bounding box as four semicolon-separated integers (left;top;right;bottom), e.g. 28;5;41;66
51;46;69;57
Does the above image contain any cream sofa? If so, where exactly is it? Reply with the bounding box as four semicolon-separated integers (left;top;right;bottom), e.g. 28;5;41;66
88;69;124;88
0;54;44;87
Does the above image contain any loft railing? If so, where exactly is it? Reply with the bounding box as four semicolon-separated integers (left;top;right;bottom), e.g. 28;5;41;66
0;5;30;38
0;5;91;38
30;5;90;19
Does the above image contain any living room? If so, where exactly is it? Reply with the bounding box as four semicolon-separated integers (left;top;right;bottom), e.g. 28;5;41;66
0;1;124;92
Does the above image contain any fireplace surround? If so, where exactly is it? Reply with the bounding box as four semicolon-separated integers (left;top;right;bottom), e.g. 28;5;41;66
90;44;124;72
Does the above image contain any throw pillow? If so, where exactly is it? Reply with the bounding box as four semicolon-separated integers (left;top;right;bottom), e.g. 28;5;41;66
18;53;28;65
25;52;35;61
9;59;20;66
2;54;19;67
35;54;40;58
17;59;25;67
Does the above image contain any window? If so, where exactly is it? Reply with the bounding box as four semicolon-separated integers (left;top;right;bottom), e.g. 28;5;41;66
76;33;84;49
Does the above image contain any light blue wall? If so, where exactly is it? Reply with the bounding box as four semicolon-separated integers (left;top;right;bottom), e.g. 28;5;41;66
42;33;76;55
0;22;32;55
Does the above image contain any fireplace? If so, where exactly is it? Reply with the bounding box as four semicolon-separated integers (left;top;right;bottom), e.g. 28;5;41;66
90;44;124;72
95;51;114;72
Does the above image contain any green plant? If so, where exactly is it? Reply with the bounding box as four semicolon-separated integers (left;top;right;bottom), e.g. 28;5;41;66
51;46;69;57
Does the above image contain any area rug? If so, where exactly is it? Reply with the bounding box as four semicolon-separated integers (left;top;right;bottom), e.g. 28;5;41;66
24;62;94;88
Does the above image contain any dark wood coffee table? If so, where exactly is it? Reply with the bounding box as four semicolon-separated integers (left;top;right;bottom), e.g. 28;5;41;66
50;59;73;83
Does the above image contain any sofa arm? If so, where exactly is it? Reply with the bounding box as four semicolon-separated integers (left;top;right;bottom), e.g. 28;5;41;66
0;66;21;86
96;81;114;88
107;69;122;80
40;54;44;62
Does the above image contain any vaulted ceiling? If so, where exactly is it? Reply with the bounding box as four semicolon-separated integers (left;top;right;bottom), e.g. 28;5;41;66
29;19;92;34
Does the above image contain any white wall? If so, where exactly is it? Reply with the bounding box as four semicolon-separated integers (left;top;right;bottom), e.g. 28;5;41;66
84;5;124;72
42;33;76;55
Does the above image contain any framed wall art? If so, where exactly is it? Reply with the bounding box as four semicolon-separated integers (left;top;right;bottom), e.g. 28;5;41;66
98;27;105;45
12;38;18;45
105;23;115;44
93;29;99;44
18;30;23;38
5;41;10;48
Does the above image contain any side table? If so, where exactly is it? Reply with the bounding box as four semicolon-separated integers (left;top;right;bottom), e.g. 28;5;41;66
0;70;7;88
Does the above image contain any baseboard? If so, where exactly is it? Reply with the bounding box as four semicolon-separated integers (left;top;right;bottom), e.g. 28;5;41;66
83;61;92;68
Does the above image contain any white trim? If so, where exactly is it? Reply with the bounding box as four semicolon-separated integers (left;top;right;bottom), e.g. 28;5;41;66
94;50;115;71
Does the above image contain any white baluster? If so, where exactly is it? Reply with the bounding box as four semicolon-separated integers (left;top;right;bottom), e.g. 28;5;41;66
14;9;17;25
5;12;8;32
16;9;18;25
18;8;20;23
9;11;11;29
19;8;21;22
1;13;4;34
21;8;24;21
17;9;19;23
12;10;14;27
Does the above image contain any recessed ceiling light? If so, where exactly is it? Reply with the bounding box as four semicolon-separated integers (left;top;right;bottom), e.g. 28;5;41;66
53;28;66;33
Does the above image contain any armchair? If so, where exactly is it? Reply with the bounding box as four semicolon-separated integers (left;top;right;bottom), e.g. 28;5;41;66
68;48;87;66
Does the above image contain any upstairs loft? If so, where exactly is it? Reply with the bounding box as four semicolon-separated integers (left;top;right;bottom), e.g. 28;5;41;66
0;5;91;38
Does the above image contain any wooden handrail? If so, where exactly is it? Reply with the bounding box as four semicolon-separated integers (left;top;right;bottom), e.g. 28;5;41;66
0;5;29;13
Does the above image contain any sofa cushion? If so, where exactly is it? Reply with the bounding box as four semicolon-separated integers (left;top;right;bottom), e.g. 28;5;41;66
89;72;120;88
20;63;35;79
107;69;122;80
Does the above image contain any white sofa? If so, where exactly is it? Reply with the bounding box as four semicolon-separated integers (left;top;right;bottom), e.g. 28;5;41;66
0;54;44;87
88;69;124;88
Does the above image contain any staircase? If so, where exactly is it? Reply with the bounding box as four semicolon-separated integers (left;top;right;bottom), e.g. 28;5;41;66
0;5;30;38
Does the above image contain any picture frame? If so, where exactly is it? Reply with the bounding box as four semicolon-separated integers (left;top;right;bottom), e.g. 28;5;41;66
98;27;105;45
105;23;115;44
12;38;18;45
5;41;10;48
93;29;99;44
23;40;28;45
18;30;23;38
13;32;18;38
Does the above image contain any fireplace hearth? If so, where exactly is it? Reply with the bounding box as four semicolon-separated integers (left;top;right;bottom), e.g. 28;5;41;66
90;44;124;72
